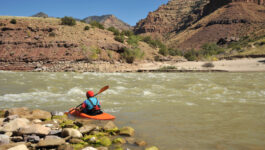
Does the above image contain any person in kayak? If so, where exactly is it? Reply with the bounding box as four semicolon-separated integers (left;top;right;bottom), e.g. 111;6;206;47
80;90;103;116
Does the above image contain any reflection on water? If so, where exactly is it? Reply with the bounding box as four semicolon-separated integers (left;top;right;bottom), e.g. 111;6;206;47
0;71;265;150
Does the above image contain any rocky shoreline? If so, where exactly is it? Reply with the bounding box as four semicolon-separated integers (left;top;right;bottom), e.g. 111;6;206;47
0;107;158;150
0;57;265;72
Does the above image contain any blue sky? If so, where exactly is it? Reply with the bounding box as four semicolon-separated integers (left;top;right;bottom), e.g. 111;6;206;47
0;0;169;26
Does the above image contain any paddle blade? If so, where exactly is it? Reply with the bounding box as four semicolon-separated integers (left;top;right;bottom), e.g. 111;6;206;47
96;85;109;96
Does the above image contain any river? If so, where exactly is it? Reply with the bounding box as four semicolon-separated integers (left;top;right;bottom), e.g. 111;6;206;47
0;71;265;150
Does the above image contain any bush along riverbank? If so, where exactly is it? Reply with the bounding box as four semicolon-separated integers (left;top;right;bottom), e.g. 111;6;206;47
0;107;159;150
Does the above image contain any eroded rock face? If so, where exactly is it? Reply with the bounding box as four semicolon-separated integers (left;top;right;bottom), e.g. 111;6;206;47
135;0;265;50
134;0;209;35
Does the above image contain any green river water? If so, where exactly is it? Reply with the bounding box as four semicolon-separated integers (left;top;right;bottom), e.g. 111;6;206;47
0;71;265;150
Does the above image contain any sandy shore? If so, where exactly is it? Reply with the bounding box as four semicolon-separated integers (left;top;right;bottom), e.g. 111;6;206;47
139;58;265;72
1;58;265;72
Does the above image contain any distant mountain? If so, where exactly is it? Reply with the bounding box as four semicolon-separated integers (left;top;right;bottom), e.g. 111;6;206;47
83;15;132;31
32;12;48;18
134;0;265;50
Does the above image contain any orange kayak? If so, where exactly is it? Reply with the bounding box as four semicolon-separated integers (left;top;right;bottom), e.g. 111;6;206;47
67;108;115;120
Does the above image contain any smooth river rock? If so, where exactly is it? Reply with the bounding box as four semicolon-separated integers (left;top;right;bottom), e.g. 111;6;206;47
30;109;51;120
103;121;117;130
79;124;96;134
0;118;30;132
18;124;51;135
37;136;65;147
119;126;135;136
0;134;10;145
7;144;29;150
61;128;82;138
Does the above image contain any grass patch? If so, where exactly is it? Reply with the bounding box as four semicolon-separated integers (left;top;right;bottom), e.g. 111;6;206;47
90;21;104;29
159;66;176;70
108;27;120;35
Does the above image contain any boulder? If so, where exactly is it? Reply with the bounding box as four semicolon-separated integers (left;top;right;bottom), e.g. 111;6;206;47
37;136;65;147
18;124;51;135
49;129;62;135
82;147;97;150
31;109;51;120
61;128;82;138
0;142;27;150
32;119;42;124
0;134;9;145
119;126;135;136
4;132;12;137
1;118;30;132
103;121;117;131
145;146;159;150
99;136;112;147
58;144;74;150
0;118;4;126
10;136;23;142
97;147;108;150
69;138;83;144
7;144;29;150
0;110;5;118
24;135;40;143
4;115;18;122
125;137;135;144
135;140;147;146
79;125;96;134
4;107;31;118
113;137;126;144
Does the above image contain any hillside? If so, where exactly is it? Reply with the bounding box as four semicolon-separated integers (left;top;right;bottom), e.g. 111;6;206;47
0;16;158;71
169;2;265;50
83;15;132;31
135;0;265;52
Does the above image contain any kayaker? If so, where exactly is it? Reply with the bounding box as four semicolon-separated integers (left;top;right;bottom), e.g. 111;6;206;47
80;90;103;116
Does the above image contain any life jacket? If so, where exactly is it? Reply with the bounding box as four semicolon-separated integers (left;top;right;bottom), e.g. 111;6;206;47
87;97;101;111
82;97;102;116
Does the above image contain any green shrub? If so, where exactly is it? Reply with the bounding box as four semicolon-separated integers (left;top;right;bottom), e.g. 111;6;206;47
90;21;104;29
114;35;125;43
108;27;120;35
159;66;176;70
141;36;152;44
122;48;144;63
201;43;224;56
61;16;76;26
84;26;90;31
10;19;16;24
168;48;183;56
184;49;198;61
127;35;141;47
121;30;134;37
158;44;168;56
